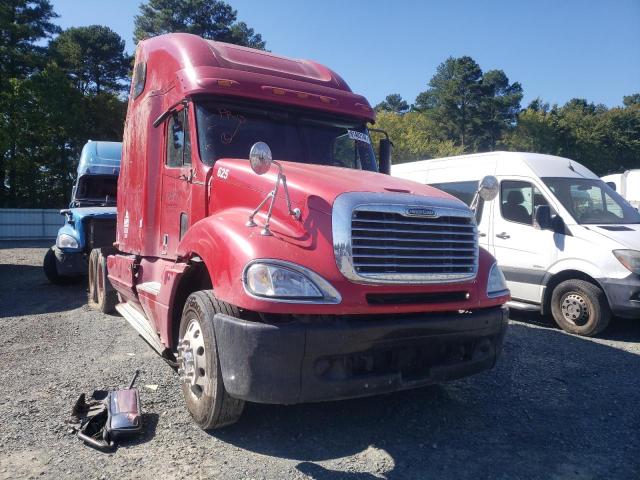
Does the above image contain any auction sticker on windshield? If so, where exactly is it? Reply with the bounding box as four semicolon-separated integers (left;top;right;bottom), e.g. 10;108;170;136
348;130;371;144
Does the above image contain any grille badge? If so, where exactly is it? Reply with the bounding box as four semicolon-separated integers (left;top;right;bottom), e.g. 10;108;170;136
405;207;438;218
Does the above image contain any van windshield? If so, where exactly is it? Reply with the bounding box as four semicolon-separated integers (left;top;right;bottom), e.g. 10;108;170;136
194;99;378;172
542;177;640;225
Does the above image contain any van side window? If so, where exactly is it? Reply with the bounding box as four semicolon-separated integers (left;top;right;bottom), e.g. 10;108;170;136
501;181;534;224
166;109;191;168
500;181;552;224
430;180;484;223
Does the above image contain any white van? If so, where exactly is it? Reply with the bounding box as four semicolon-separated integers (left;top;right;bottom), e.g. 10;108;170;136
602;170;640;209
392;151;640;336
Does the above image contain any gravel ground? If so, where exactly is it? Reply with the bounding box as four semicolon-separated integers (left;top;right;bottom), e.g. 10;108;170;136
1;243;639;480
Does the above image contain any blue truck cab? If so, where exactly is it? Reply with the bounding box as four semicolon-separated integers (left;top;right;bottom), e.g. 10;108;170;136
43;141;121;284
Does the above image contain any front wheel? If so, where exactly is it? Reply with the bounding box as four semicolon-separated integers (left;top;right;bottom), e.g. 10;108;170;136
177;291;244;430
550;279;611;336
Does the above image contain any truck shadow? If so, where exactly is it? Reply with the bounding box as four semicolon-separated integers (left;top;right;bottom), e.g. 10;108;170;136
212;323;640;479
0;263;87;318
509;308;640;343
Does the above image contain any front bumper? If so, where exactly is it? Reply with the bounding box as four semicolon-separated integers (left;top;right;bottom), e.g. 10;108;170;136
213;305;509;404
53;247;87;276
600;275;640;319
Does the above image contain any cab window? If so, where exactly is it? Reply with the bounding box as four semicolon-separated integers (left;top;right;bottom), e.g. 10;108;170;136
166;109;191;168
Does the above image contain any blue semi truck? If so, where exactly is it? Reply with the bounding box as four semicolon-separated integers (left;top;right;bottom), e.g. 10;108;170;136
43;141;121;303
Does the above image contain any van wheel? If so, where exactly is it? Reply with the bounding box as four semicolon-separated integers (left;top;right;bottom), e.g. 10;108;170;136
95;249;117;313
550;279;611;336
87;249;99;304
177;291;244;430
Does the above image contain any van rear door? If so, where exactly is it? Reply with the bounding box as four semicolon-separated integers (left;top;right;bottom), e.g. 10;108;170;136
491;179;558;304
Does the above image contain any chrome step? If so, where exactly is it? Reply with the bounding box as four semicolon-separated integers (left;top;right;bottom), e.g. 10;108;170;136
507;300;541;312
136;281;161;296
116;301;167;356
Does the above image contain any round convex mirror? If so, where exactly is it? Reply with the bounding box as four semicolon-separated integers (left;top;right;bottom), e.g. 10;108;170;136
478;175;499;201
249;142;273;175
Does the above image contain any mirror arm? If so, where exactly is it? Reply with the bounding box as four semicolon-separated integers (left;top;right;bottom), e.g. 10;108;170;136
368;128;392;143
152;99;188;128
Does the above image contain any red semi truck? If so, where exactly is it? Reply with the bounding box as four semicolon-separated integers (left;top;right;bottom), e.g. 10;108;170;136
90;33;510;429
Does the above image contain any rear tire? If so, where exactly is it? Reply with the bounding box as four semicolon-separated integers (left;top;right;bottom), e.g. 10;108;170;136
178;291;244;430
550;279;611;336
94;249;117;313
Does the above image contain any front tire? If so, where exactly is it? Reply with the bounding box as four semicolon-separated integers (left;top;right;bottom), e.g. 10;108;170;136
43;247;63;284
177;291;244;430
550;279;611;336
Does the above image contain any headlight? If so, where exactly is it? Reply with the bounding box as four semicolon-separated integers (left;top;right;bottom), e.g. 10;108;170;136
613;250;640;275
56;233;79;249
487;263;509;297
244;260;341;303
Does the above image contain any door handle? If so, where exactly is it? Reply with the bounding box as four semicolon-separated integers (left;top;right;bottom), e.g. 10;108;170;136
478;232;487;237
496;232;510;239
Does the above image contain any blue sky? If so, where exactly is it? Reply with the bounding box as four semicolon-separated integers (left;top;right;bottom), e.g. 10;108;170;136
50;0;639;108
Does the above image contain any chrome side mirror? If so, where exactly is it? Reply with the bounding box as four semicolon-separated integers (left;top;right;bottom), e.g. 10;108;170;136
249;142;273;175
478;175;499;201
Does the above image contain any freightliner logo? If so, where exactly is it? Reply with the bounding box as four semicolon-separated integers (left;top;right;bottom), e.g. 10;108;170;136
405;207;438;217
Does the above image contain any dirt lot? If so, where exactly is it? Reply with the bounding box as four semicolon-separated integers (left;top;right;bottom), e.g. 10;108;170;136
0;243;639;480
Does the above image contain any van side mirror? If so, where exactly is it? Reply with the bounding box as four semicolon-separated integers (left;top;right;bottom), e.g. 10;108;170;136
534;205;553;230
378;138;392;175
606;181;617;191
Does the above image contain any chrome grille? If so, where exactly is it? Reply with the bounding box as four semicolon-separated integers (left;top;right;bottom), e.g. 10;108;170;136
333;193;478;284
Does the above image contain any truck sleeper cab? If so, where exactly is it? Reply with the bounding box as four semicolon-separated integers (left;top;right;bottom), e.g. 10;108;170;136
44;140;121;285
393;152;640;337
103;33;509;430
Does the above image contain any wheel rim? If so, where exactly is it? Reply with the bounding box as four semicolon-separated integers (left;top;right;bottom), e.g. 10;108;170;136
177;317;207;398
561;292;590;326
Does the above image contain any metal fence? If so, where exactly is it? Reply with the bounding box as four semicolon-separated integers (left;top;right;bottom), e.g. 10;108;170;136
0;208;62;240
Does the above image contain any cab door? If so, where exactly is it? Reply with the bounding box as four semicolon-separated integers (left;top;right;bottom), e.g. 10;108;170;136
490;178;558;303
159;107;193;258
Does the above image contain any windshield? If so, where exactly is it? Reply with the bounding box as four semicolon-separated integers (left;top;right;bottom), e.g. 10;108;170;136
194;99;378;172
71;175;118;207
542;177;640;225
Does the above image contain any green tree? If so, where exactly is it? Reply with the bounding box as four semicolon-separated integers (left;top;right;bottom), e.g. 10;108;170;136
373;111;463;163
415;56;521;152
623;93;640;107
133;0;265;49
415;56;484;150
476;69;522;150
49;25;132;94
374;94;410;114
0;0;59;206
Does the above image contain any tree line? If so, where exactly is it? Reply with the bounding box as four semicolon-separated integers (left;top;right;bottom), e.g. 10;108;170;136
374;57;640;175
0;0;263;208
1;1;637;208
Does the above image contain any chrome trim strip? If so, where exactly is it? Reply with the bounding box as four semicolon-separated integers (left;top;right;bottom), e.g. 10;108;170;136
333;192;478;285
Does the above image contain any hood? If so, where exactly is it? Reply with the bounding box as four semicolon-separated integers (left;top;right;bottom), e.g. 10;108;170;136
65;207;117;221
218;158;466;215
585;224;640;251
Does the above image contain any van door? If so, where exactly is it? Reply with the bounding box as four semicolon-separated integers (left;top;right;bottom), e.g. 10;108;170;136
491;179;558;304
160;107;193;259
